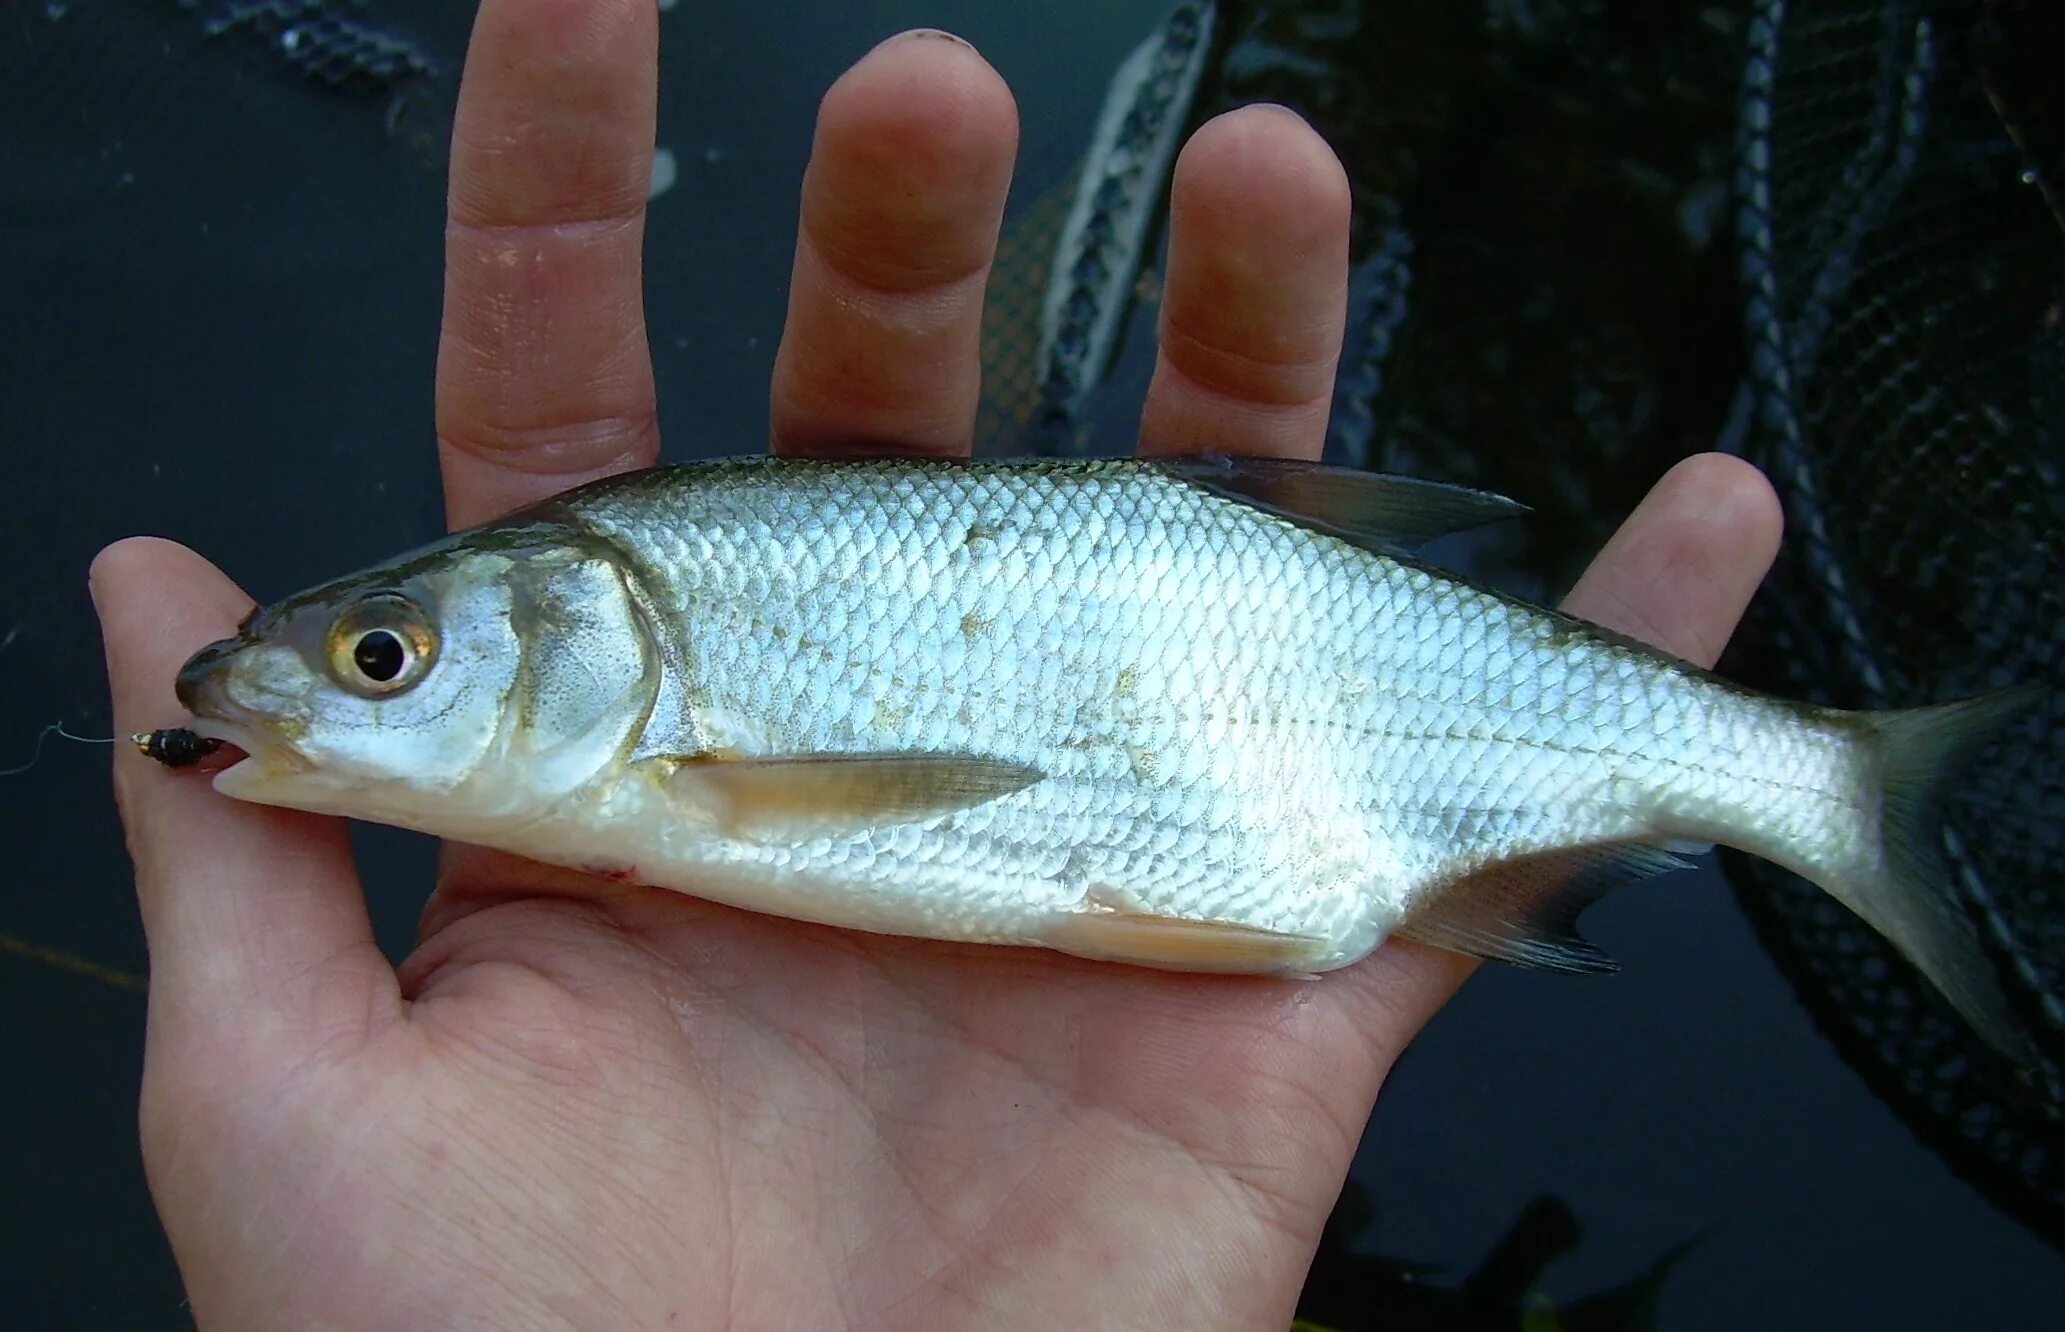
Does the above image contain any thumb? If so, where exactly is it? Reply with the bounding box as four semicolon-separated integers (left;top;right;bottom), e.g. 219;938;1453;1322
91;538;398;1059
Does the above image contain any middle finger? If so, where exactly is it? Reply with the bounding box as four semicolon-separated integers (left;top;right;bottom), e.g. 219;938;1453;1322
769;31;1019;458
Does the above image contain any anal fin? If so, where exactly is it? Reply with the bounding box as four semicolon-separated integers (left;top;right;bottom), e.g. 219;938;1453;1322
1396;842;1696;974
1045;905;1328;975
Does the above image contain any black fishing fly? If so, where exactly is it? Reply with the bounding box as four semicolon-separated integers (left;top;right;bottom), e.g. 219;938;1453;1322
134;729;223;768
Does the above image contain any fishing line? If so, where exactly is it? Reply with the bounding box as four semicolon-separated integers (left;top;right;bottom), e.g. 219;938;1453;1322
0;721;116;777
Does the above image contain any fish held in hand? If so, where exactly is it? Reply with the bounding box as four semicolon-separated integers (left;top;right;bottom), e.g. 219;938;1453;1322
170;457;2039;1059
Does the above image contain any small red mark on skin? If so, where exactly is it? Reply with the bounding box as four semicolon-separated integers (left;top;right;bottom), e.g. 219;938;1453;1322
581;863;638;883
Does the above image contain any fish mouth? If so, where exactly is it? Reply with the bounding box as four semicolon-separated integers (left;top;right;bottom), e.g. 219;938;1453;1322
182;712;313;797
184;715;293;778
175;637;312;791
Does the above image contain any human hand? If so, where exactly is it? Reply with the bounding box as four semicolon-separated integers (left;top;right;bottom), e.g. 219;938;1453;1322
91;4;1782;1329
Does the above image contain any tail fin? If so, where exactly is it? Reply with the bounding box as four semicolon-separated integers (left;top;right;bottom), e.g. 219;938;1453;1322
1831;687;2042;1064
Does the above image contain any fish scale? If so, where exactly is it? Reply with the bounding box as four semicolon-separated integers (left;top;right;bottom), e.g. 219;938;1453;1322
567;463;1762;953
173;457;2035;1060
563;464;1386;945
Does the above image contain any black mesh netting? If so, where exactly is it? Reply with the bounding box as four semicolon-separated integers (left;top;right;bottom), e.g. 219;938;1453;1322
1726;0;2065;1238
175;0;435;90
1001;0;2065;1244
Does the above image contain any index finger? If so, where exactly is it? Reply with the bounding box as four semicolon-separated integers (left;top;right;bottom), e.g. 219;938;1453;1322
435;0;661;530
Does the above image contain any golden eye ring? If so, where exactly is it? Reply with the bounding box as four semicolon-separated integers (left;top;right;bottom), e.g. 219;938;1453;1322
325;595;437;697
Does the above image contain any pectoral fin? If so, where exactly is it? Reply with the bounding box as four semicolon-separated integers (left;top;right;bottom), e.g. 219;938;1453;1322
1045;904;1329;975
1396;842;1696;974
658;752;1042;841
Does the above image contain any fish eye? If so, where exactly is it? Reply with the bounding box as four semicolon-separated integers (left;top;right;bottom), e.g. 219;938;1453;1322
353;630;407;682
325;595;437;697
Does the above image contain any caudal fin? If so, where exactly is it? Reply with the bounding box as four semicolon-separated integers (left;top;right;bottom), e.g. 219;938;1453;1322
1831;687;2041;1064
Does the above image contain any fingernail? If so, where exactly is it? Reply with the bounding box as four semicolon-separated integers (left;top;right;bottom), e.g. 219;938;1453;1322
881;27;974;50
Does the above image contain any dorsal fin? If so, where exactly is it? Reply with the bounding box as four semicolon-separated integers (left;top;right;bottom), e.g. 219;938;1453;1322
1396;842;1696;974
1159;455;1528;552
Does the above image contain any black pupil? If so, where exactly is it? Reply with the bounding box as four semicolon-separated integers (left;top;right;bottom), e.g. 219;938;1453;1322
353;630;408;682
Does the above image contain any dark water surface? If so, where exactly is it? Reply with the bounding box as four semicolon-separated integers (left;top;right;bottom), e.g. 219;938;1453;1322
2;2;2058;1327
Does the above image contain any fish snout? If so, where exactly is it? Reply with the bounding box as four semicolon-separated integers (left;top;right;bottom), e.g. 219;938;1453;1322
174;637;244;717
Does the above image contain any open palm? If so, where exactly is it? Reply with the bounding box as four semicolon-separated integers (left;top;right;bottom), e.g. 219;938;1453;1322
93;4;1782;1329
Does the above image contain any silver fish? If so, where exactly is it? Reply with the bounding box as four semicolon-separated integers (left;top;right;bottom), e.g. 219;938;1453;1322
172;456;2033;1058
